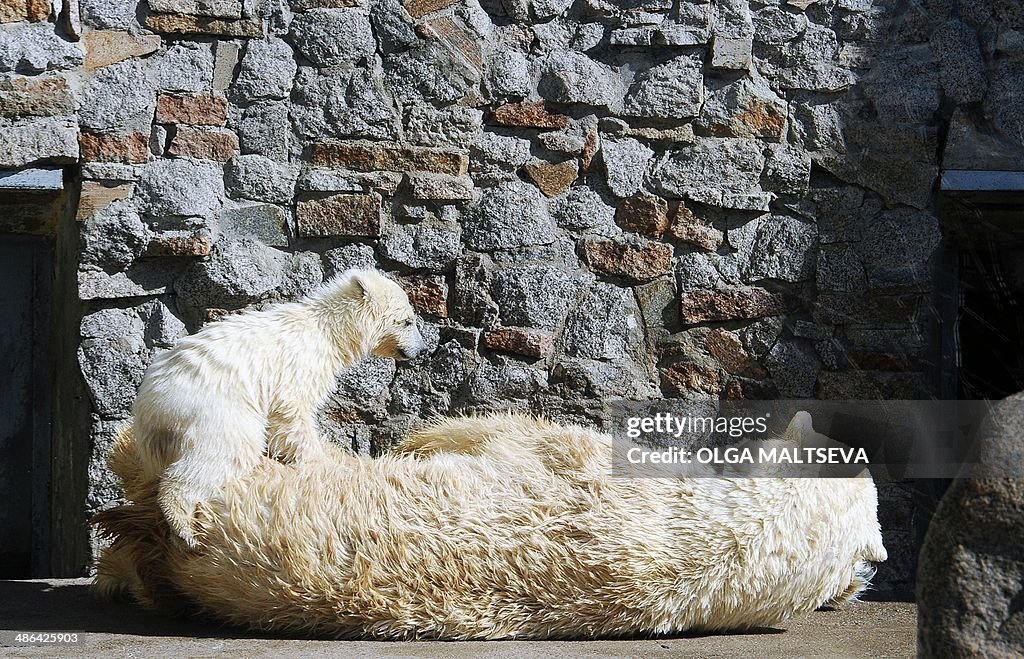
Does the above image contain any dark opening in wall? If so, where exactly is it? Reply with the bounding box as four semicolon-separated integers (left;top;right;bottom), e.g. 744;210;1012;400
938;176;1024;401
0;169;89;578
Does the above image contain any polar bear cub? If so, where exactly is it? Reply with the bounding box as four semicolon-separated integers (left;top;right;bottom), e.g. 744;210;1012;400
132;268;426;547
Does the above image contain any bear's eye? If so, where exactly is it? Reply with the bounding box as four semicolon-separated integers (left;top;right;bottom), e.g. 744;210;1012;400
402;318;415;327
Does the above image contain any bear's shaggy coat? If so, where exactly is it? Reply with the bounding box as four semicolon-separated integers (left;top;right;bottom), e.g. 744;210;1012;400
131;269;425;546
94;412;886;640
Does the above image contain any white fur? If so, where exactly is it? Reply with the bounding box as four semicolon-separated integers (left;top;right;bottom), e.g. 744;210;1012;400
95;411;887;639
131;269;425;546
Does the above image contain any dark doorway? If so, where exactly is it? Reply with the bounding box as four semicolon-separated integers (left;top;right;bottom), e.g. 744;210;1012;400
0;234;52;578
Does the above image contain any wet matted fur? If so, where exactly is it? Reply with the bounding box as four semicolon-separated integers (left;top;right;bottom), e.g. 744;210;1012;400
93;412;886;640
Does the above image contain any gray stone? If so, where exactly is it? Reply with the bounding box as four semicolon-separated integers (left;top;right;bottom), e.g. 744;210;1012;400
986;59;1024;147
80;200;150;269
463;181;556;250
78;309;148;418
139;299;188;349
0;22;84;75
470;131;531;179
136;159;225;219
857;208;940;288
806;185;865;244
601;138;653;198
224;154;298;204
492;263;584;331
80;59;156;131
563;282;645;361
533;17;604;53
789;96;846;154
765;338;820;397
816;245;865;293
539;131;586;155
487;48;531;98
370;0;416;53
550;187;616;230
753;5;806;45
88;419;127;514
238;101;291;161
81;163;143;182
622;53;703;119
538;51;623;108
653;138;767;209
297;169;363;193
761;144;811;194
279;250;324;299
219;203;290;247
677;250;721;290
468;362;546;402
0;116;78;167
78;262;179;300
158;42;215;94
861;44;939;124
333;356;396;411
930;19;986;105
149;0;242;17
324;243;377;277
380;219;461;271
289;9;375;67
175;238;287;308
710;0;753;69
697;76;787;140
233;38;296;101
720;213;817;284
405;104;483;149
292;67;398;140
533;0;573;18
212;41;240;92
384;42;479;105
553;358;657;400
740;316;783;357
918;392;1024;656
80;0;139;30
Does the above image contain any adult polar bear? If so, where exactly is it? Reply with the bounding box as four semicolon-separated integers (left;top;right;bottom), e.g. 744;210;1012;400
132;269;426;547
95;411;887;640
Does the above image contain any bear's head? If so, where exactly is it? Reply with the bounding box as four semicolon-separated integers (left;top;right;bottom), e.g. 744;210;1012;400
312;269;427;362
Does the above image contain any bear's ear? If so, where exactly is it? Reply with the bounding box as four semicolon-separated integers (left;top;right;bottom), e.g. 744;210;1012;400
349;270;375;303
784;411;814;447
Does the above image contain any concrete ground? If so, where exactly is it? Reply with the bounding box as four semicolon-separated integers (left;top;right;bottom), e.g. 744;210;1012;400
0;579;916;658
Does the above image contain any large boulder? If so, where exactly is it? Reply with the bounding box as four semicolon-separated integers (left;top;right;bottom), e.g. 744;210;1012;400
918;393;1024;657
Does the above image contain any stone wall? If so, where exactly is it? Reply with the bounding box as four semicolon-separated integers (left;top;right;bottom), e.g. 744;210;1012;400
2;0;1023;585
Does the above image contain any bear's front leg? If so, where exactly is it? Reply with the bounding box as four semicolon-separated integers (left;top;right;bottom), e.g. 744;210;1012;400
266;412;328;464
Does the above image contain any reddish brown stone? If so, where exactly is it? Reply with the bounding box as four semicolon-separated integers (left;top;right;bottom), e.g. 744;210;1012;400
582;238;673;283
296;193;381;238
76;181;133;220
669;202;723;251
144;12;264;37
168;126;238;161
705;328;768;379
79;131;150;163
680;287;786;324
311;141;468;176
615;191;670;237
403;0;457;18
146;230;213;257
707;99;787;140
492;101;570;129
662;361;722;396
0;75;75;117
400;275;448;318
483;326;554;359
580;123;599;172
324;406;362;424
0;0;50;22
84;31;162;70
156;93;228;126
524;160;577;198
